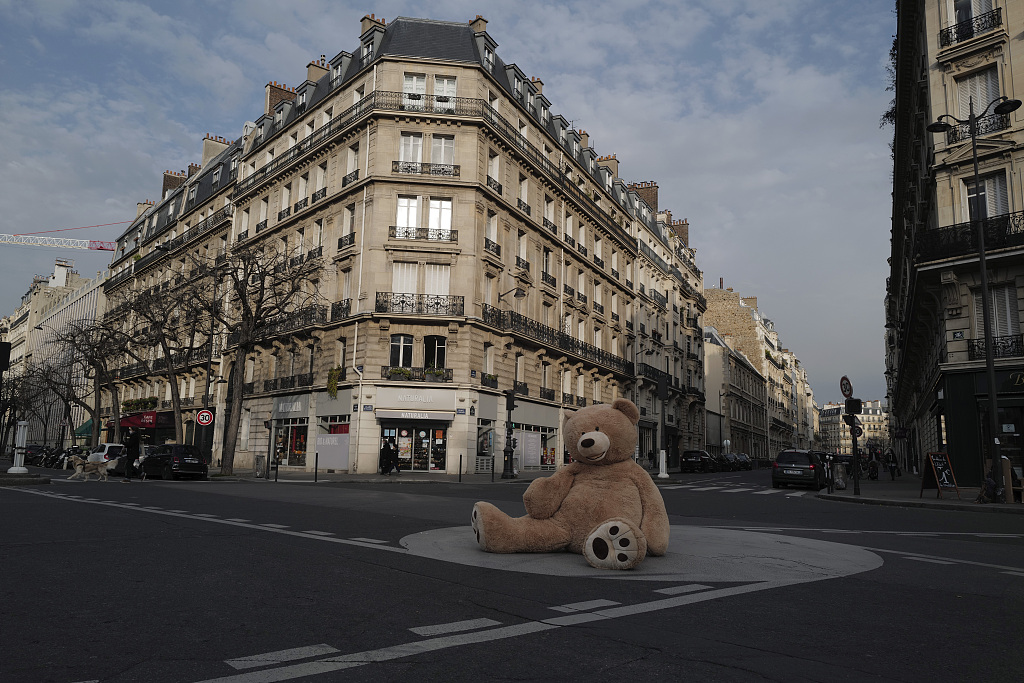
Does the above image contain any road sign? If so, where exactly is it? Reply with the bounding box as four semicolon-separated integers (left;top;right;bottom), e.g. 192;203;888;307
840;376;853;399
197;410;214;426
851;426;863;438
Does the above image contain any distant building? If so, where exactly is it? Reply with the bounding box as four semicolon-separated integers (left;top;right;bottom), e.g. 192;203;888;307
703;326;768;459
820;400;889;456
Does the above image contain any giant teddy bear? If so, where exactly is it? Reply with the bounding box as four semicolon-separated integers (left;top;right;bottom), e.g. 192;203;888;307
471;398;669;570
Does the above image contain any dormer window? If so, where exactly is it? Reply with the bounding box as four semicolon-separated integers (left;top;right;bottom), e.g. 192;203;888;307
514;77;522;98
187;186;197;204
212;169;221;187
484;48;494;72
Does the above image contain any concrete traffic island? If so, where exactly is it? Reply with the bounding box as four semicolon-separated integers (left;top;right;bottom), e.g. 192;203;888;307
0;472;51;486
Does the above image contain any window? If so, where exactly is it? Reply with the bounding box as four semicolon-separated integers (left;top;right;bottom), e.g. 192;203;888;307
432;135;455;165
403;73;426;109
289;132;297;149
966;172;1008;221
392;262;417;293
435;76;456;112
974;284;1020;337
957;65;999;121
390;334;414;368
955;0;993;28
519;175;528;201
315;162;327;191
212;168;221;187
428;198;452;232
298;173;308;198
348;143;360;173
400;132;422;163
423;264;450;295
486;210;498;242
424;336;447;368
397;195;419;232
344;204;356;232
323;107;333;126
484;48;494;72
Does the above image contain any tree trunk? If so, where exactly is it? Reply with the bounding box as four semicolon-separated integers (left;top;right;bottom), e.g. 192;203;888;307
219;348;248;476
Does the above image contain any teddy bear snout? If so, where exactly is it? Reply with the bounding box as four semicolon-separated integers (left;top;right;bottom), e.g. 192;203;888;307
581;438;594;448
577;431;610;461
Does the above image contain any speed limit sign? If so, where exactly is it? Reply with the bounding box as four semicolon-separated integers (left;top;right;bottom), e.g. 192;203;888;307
840;376;853;399
197;409;214;426
851;426;863;438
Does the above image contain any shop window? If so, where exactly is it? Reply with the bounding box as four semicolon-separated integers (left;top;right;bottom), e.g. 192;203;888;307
390;334;414;367
274;417;308;467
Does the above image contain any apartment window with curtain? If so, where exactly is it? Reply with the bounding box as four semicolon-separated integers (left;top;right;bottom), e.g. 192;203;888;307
400;132;423;164
488;151;500;182
957;65;999;121
428;198;453;237
965;172;1008;221
348;143;360;174
486;210;498;242
396;196;419;237
973;284;1021;338
435;76;456;111
403;73;426;109
423;264;450;296
392;262;417;294
431;135;455;165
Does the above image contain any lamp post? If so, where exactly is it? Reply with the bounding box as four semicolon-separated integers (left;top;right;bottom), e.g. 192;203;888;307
496;287;524;480
927;94;1022;498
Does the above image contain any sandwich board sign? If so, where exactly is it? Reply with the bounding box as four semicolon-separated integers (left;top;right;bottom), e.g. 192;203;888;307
920;452;960;499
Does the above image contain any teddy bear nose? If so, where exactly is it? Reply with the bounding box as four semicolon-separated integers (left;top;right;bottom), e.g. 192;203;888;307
580;438;595;448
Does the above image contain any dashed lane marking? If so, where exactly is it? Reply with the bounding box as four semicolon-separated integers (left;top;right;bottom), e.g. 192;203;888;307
550;599;620;613
226;644;340;670
654;584;713;595
259;523;290;529
659;485;685;490
689;486;725;491
195;513;218;517
350;537;389;544
904;557;955;565
751;489;785;495
225;518;250;522
301;530;335;536
409;618;501;636
1001;571;1024;577
786;491;807;497
720;488;755;493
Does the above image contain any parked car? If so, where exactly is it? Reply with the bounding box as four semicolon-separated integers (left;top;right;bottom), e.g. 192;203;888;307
772;449;825;489
733;453;753;470
701;453;723;473
86;443;124;463
680;449;707;473
721;453;740;471
139;444;209;480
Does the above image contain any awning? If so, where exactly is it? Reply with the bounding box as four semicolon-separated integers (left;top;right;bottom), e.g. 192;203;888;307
375;409;455;421
74;419;93;436
104;411;176;429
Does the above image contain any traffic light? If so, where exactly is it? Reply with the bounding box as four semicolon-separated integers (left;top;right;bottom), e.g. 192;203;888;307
845;398;862;415
504;387;517;412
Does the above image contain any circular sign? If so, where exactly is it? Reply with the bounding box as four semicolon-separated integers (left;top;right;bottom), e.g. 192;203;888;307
840;376;853;399
197;409;214;426
851;426;863;438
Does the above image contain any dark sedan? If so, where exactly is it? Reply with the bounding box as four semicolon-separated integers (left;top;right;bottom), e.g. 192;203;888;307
772;449;825;489
680;450;707;473
140;444;209;480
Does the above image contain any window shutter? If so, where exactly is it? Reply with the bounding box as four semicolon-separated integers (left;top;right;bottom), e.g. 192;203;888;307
987;173;1008;216
974;285;1020;337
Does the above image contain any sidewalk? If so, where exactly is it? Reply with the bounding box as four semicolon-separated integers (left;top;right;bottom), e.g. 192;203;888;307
816;471;1024;514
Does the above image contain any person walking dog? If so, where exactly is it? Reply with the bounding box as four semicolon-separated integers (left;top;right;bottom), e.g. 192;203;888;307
122;427;140;483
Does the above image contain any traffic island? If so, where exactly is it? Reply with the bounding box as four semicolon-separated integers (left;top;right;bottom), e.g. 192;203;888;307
0;473;51;486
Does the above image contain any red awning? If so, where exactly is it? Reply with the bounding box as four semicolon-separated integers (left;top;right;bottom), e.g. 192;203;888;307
105;411;176;429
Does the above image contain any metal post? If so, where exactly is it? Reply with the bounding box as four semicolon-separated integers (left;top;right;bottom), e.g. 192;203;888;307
501;418;516;479
968;97;1004;498
852;429;860;496
204;280;216;465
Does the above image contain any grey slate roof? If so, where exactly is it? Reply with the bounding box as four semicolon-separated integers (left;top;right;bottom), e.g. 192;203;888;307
378;17;480;63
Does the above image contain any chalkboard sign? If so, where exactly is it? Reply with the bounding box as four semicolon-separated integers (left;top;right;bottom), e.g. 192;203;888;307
920;452;960;499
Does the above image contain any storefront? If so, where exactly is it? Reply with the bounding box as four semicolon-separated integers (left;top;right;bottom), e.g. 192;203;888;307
270;395;309;467
374;387;455;473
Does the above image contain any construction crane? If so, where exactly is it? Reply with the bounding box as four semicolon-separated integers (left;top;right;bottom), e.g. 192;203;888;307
0;234;115;251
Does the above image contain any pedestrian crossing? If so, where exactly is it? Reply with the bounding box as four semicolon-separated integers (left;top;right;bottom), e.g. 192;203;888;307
658;482;815;498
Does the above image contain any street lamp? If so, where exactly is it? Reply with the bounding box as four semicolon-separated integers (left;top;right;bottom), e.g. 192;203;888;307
497;287;526;304
927;94;1022;499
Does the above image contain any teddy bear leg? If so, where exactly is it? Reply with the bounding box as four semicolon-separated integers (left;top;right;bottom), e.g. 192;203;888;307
472;502;570;553
583;518;647;570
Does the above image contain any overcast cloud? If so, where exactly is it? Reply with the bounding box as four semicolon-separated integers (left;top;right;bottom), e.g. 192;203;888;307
0;0;896;405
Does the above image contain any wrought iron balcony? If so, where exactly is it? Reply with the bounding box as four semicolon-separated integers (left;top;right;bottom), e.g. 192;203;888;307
290;255;305;268
611;268;619;280
236;230;248;242
296;372;314;387
625;320;634;331
389;226;458;242
946;112;1010;144
939;8;1002;47
562;392;575;405
625;279;634;290
967;333;1024;360
279;375;297;390
381;365;454;382
514;381;529;396
640;323;647;335
517;198;531;215
563;233;576;248
516;256;531;271
484;238;501;257
481;373;498;389
294;197;308;213
576;396;587;407
311;187;327;203
392;160;460;177
338;233;356;250
375;292;465;316
652;290;668;308
486;175;502;194
255;219;268;234
611;312;619;322
264;378;279;392
542;217;557;234
342;169;359;187
564;284;575;297
916;210;1024;262
576;243;588;257
593;302;604;314
331;298;351;321
539;387;555;401
593;255;604;268
278;207;291;221
541;271;556;288
306;246;322;260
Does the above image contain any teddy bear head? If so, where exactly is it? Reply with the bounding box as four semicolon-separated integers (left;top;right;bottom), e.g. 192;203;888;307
563;398;640;466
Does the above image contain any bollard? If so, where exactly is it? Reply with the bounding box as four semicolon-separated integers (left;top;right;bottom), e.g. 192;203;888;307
657;449;669;479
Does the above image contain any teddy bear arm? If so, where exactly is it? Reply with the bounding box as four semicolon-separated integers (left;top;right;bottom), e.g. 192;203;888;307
522;468;575;519
633;474;671;556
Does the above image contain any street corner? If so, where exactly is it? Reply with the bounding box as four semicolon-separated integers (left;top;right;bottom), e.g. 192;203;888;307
399;524;883;584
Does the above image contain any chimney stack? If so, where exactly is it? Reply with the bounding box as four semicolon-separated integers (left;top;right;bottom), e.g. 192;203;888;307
187;162;201;178
136;200;154;218
162;170;187;199
595;154;618;178
530;76;543;94
628;180;659;213
307;56;329;83
361;13;385;34
201;134;229;168
469;14;488;33
670;218;689;244
579;129;589;148
265;81;297;116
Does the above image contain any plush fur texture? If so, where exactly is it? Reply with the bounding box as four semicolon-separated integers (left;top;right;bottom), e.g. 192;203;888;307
472;398;669;569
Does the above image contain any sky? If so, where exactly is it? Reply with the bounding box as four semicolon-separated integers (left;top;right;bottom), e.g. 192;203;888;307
0;0;897;406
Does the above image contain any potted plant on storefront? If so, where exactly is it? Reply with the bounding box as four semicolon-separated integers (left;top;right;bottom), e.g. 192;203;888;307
388;366;413;380
424;364;446;380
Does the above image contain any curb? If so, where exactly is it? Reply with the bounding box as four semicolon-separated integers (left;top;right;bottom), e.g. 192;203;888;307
816;492;1024;514
0;474;52;487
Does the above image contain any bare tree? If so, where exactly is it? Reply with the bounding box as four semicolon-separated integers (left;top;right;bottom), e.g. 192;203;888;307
191;241;324;475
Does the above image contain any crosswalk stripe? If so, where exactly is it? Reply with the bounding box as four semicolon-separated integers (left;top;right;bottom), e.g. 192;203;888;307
226;644;340;670
654;584;713;595
752;489;785;495
786;491;807;497
689;486;724;491
720;488;755;493
904;557;954;565
550;599;621;613
410;618;501;636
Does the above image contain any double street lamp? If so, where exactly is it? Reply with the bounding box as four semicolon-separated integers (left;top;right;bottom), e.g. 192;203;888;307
927;94;1022;498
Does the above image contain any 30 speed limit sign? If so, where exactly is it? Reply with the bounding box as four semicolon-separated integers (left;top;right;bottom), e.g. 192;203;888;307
197;410;214;426
851;426;863;438
840;375;853;399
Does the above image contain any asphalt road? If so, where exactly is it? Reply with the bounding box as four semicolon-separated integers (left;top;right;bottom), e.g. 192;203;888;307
3;468;1023;682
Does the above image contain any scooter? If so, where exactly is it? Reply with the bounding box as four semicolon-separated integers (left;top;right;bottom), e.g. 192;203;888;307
867;460;879;481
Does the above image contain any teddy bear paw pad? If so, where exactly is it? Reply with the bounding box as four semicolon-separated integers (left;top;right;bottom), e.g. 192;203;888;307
471;503;486;549
584;520;646;570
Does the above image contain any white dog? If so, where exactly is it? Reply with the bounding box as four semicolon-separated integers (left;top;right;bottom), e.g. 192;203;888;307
68;455;118;482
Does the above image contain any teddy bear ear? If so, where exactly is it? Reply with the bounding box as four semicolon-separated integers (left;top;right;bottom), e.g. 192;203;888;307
611;398;640;425
562;408;576;429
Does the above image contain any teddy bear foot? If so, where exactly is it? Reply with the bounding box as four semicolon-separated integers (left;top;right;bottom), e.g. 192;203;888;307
583;519;647;570
471;502;489;551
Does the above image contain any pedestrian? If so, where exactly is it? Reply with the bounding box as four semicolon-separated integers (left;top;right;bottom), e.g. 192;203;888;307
379;439;390;475
886;449;898;481
122;427;140;483
387;438;401;475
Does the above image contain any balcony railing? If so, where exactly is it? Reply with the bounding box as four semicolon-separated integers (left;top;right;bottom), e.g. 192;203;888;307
611;312;619;322
293;197;308;213
576;243;588;257
563;233;576;248
946;112;1010;144
564;284;575;297
482;304;634;375
514;381;529;396
338;233;356;250
278;207;291;221
227;305;328;346
236;230;248;242
342;169;359;187
541;271;556;288
916;210;1024;262
375;292;465;316
625;279;633;290
542;217;557;234
967;333;1024;360
158;204;234;254
611;268;619;280
576;396;587;407
539;387;555;401
516;256;531;271
593;302;604;314
625;320;634;331
255;219;268;234
484;237;501;256
577;292;588;305
481;373;498;389
381;366;454;382
593;255;604;269
392;161;461;177
652;290;668;308
562;392;575;405
939;8;1002;47
311;187;327;203
389;226;458;242
517;198;532;215
486;175;502;194
331;299;351;321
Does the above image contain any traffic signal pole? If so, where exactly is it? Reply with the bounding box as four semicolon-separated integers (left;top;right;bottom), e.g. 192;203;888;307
501;388;517;479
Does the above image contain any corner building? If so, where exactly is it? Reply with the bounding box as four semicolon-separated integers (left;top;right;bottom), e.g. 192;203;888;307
103;14;708;474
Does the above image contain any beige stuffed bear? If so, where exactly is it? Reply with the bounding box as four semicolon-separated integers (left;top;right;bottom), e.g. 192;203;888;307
471;398;669;569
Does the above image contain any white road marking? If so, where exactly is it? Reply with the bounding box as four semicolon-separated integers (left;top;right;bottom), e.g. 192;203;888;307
689;486;724;491
752;489;785;495
893;532;937;537
904;557;955;565
195;513;218;517
168;509;189;513
549;599;620;613
654;584;713;595
226;644;340;670
301;530;335;536
409;618;501;636
349;537;389;544
720;488;755;493
1001;571;1024;577
866;547;1024;573
259;524;290;529
786;491;808;497
658;485;684;490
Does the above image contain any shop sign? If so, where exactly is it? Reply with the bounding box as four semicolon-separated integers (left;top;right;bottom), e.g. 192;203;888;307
375;409;455;421
376;387;456;411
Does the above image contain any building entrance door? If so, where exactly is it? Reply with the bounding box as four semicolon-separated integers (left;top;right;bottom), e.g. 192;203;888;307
382;424;448;472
